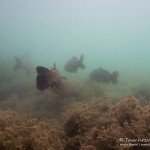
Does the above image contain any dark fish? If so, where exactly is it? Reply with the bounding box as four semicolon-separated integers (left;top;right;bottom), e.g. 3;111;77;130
36;63;62;91
14;56;33;74
36;64;80;99
64;54;85;73
89;67;119;84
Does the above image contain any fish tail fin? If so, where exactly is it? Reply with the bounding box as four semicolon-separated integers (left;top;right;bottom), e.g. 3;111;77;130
110;71;119;84
78;54;85;69
13;56;22;71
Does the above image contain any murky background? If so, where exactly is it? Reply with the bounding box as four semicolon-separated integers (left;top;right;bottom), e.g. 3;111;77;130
1;0;150;82
0;1;150;149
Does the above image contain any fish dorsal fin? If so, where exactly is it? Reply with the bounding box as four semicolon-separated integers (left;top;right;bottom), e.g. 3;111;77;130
53;62;56;69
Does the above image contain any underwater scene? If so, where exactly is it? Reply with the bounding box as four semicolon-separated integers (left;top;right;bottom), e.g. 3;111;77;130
0;0;150;149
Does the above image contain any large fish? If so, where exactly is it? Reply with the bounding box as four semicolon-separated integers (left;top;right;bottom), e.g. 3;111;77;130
89;67;119;84
36;63;80;99
36;63;61;91
64;54;85;73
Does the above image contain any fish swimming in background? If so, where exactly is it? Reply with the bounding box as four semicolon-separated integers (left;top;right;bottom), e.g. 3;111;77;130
89;67;119;84
36;63;62;90
64;54;85;73
14;56;33;74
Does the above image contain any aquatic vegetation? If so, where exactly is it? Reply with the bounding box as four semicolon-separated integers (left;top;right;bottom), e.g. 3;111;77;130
0;0;150;149
0;57;149;150
132;84;150;102
30;91;77;118
0;110;63;150
60;96;150;149
0;96;149;149
0;74;34;101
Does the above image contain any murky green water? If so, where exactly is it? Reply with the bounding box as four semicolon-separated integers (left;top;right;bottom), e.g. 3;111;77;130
0;0;150;84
